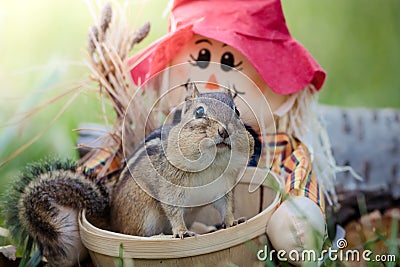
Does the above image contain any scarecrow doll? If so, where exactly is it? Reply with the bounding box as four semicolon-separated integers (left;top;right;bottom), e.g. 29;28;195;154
130;0;335;263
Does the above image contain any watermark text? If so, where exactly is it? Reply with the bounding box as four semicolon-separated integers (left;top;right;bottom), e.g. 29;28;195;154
257;238;397;263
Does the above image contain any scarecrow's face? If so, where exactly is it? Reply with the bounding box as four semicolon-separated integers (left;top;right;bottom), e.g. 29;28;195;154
166;34;288;133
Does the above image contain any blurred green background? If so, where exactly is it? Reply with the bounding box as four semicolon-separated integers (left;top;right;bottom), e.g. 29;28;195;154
0;0;399;191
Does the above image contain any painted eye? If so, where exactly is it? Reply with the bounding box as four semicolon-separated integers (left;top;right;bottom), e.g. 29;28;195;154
221;52;234;71
220;52;243;72
190;48;211;69
195;106;205;119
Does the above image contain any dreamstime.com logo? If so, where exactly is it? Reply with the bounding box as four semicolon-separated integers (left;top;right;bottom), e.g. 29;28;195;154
257;238;397;263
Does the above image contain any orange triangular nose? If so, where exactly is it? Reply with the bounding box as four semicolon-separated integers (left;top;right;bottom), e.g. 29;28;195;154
205;74;219;90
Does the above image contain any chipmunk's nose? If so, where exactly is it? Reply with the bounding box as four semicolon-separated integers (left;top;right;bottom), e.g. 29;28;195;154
218;125;229;139
205;74;219;90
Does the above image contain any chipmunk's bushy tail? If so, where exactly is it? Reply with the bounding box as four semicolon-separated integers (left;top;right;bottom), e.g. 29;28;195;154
2;158;110;266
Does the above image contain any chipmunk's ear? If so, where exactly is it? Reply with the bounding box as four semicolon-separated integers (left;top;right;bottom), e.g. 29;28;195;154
224;84;234;99
182;82;199;115
184;82;199;101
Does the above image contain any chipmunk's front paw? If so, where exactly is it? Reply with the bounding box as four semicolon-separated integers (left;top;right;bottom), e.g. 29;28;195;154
220;217;246;229
174;229;197;239
214;222;225;230
232;217;246;226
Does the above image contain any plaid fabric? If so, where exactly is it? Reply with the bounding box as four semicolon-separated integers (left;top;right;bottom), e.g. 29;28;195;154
265;133;325;215
79;149;122;183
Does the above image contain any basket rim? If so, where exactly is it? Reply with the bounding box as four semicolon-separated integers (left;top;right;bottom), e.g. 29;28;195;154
79;168;282;259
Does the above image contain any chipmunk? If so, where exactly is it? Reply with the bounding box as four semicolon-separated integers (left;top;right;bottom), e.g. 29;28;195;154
1;83;255;266
111;83;254;238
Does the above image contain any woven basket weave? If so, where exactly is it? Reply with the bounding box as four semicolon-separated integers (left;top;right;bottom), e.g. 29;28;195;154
79;167;281;267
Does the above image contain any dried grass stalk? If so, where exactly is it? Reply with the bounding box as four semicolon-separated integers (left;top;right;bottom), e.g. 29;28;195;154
80;2;159;181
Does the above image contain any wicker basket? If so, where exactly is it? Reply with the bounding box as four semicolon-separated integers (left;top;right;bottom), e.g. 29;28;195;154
79;167;282;266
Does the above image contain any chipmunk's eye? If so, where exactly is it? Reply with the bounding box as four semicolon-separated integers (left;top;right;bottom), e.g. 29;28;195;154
234;107;240;117
195;106;205;119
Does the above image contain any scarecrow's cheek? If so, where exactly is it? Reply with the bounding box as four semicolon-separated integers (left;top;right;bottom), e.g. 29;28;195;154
236;68;289;114
169;44;221;92
163;62;223;111
232;83;277;133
